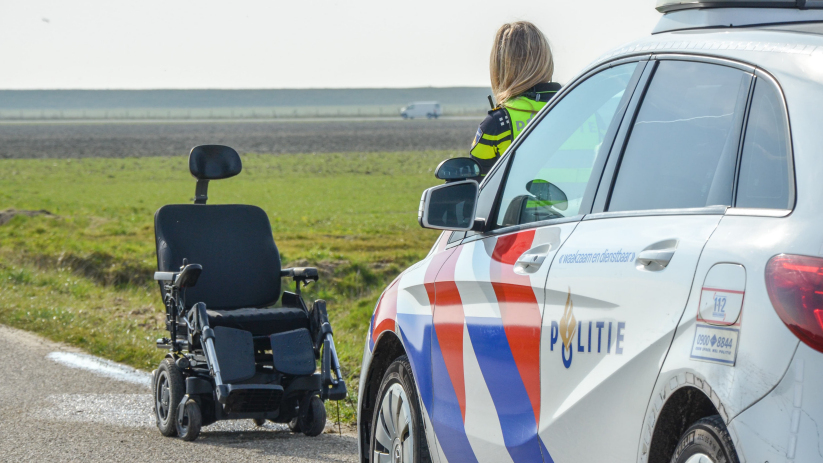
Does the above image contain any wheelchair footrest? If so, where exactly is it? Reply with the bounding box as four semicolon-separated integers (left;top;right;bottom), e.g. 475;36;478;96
225;384;284;414
270;328;316;376
213;326;256;383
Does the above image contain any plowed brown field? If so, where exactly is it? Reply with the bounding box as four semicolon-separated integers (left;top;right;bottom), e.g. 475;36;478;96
0;118;480;159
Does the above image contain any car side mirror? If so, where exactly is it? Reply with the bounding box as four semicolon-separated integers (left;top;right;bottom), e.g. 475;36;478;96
418;180;480;231
434;158;481;182
526;179;568;211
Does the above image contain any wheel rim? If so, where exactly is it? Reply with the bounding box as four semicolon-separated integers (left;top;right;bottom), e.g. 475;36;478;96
373;383;413;463
178;405;190;435
156;371;170;422
683;454;714;463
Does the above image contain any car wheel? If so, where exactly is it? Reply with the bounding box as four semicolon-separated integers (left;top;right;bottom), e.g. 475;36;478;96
370;356;431;463
671;415;740;463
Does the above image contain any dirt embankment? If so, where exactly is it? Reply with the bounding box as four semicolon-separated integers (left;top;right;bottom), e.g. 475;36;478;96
0;208;56;226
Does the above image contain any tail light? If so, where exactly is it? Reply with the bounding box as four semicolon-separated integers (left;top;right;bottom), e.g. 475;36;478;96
765;254;823;353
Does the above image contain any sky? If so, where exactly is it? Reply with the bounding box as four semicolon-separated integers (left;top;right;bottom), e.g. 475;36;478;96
0;1;661;89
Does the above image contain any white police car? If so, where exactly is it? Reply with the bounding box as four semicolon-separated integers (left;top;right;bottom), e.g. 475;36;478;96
358;2;823;462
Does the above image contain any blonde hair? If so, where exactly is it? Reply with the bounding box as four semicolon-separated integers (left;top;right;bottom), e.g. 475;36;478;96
490;21;554;106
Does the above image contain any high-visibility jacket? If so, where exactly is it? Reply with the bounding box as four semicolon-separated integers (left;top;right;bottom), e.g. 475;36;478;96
470;82;561;175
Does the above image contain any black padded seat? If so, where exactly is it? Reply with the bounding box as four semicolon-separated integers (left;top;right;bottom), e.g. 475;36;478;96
155;204;282;310
155;204;306;337
206;307;309;337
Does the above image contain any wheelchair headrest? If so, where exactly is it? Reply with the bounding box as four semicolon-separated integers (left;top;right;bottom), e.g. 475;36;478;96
189;145;242;180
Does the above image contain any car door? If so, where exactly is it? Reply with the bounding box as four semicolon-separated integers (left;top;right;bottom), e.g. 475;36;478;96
428;61;645;463
537;57;755;462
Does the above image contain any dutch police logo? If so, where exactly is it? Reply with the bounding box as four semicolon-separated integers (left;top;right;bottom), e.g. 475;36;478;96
550;290;627;368
472;128;483;147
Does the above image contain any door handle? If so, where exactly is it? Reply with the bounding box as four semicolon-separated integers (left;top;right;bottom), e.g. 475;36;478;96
517;252;548;266
514;243;552;274
637;249;675;267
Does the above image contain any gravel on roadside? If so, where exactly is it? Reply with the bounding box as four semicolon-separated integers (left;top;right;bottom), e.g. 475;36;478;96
0;324;358;462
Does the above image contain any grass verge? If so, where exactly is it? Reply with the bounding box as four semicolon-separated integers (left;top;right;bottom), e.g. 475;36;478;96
0;150;454;423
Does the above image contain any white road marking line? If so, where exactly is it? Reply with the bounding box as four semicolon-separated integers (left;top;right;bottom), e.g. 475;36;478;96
46;352;151;388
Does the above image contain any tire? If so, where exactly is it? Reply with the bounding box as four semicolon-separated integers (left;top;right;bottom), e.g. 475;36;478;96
154;358;184;437
369;355;431;463
671;415;740;463
176;399;202;441
252;418;266;427
299;395;326;437
288;416;302;433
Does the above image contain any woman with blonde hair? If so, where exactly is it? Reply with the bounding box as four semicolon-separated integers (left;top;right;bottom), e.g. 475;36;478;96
470;21;560;175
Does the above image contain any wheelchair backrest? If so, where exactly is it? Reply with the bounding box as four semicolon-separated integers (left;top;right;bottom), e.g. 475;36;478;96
154;204;281;310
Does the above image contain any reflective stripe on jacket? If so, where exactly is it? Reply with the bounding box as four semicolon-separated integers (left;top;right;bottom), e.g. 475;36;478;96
470;82;561;175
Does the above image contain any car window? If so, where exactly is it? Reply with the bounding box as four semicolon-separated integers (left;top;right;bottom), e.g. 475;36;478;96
608;61;750;212
448;231;466;243
735;77;793;209
457;154;511;239
494;63;638;228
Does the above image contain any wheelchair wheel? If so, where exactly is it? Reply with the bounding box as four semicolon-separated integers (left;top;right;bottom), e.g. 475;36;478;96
176;399;202;441
154;358;184;437
288;416;302;433
298;395;326;437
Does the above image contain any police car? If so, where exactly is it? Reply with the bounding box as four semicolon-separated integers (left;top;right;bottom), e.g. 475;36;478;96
358;2;823;462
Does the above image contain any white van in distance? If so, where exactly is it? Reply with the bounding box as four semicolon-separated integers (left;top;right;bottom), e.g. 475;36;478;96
400;101;441;119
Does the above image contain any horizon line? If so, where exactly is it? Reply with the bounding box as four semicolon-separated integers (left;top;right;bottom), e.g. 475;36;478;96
0;86;492;92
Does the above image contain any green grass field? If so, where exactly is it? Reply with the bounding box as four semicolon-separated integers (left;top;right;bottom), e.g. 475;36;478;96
0;151;453;422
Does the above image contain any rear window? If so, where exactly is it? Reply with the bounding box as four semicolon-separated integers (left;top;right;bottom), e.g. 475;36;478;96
607;61;750;212
735;77;793;210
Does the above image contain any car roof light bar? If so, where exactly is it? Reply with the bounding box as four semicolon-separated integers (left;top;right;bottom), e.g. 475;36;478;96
657;0;823;13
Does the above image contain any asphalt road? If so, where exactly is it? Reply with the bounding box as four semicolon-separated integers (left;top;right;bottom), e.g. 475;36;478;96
0;324;358;462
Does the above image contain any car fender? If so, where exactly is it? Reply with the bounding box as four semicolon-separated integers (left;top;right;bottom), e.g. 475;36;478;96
358;232;456;463
637;215;808;462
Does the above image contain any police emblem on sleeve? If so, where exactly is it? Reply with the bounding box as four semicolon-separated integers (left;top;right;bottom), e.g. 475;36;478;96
472;128;483;148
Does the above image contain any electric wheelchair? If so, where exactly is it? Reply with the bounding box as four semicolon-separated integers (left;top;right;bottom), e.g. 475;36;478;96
151;145;346;441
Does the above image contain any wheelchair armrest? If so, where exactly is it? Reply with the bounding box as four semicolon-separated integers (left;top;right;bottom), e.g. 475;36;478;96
280;267;319;283
154;264;203;289
175;264;202;289
154;272;175;282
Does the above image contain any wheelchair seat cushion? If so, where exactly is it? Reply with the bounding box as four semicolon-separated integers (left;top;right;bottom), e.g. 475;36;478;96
206;307;309;337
